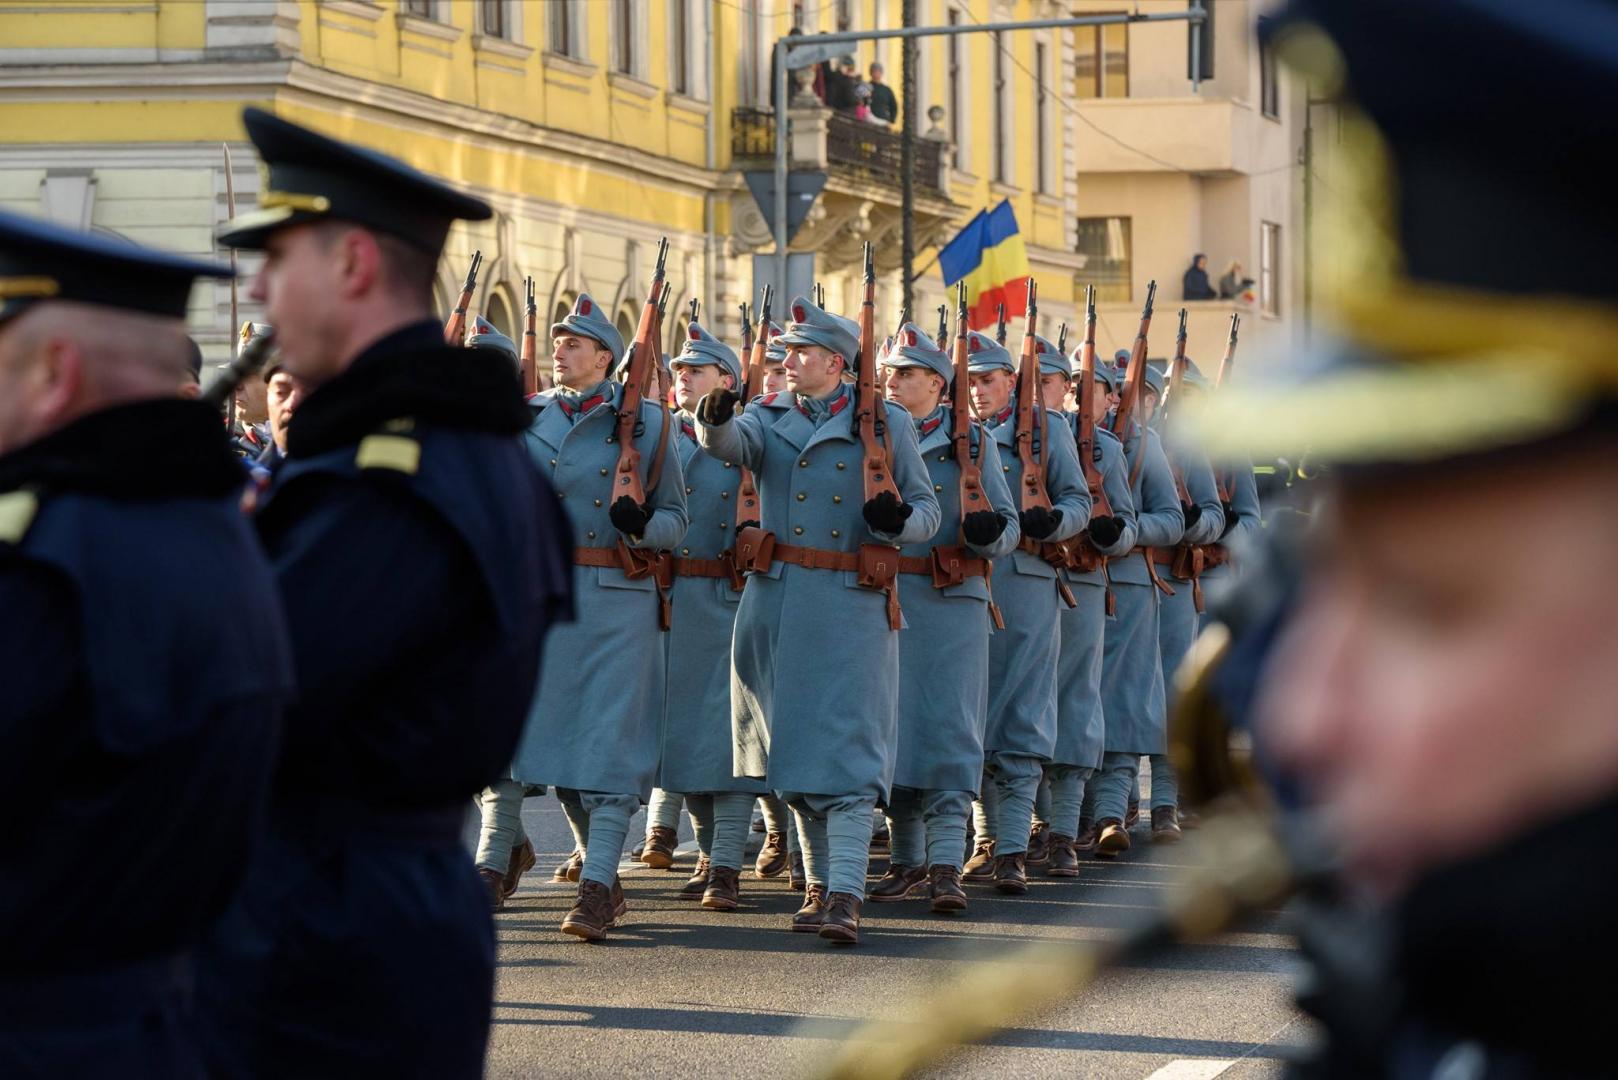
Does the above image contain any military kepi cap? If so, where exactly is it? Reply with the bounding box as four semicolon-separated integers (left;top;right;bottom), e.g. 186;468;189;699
465;314;518;366
775;295;861;369
0;205;231;325
218;107;492;254
964;330;1014;375
672;321;743;386
551;293;624;361
879;323;951;384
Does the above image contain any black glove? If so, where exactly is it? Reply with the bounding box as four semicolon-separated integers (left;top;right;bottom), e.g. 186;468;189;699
1220;500;1237;539
609;495;652;537
961;510;1006;547
1088;514;1124;548
1181;501;1203;530
862;490;913;534
697;387;740;426
1019;506;1063;540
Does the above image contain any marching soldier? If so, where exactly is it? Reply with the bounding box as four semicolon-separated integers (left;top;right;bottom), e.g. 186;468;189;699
759;320;789;395
503;291;688;941
1092;364;1183;857
1177;364;1262;613
659;321;766;910
1147;360;1225;840
199;108;572;1077
962;328;1089;893
694;294;940;945
464;313;518;368
1032;340;1138;876
0;208;292;1078
870;323;1019;912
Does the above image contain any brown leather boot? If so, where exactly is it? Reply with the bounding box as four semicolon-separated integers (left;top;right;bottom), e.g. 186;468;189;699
560;880;615;941
551;849;582;883
679;855;712;898
818;892;862;944
1025;822;1051;868
502;839;536;898
866;864;927;902
788;850;806;892
1096;817;1131;857
1151;806;1183;843
755;831;789;878
641;825;678;870
792;884;828;932
701;865;741;912
1075;819;1098;853
477;867;505;911
610;876;628;921
961;838;997;882
992;852;1028;894
1046;834;1080;878
928;865;967;913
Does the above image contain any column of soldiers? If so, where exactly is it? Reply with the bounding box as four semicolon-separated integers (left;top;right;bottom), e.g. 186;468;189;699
2;102;1260;1076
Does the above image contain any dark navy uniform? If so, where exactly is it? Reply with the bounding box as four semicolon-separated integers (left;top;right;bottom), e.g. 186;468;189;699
0;208;292;1078
199;109;573;1078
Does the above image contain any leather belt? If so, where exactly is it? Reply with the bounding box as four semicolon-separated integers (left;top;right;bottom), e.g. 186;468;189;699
573;542;674;629
734;526;903;629
1132;546;1178;598
671;555;732;578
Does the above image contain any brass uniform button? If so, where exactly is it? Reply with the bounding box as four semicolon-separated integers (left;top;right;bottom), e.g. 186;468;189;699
836;462;846;470
686;486;693;494
600;467;609;476
793;526;804;535
830;529;841;538
720;491;730;499
681;547;691;555
799;459;809;468
833;495;842;503
587;530;596;539
549;458;558;467
797;493;806;501
594;499;602;507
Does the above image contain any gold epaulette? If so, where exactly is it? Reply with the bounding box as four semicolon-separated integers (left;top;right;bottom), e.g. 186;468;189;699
0;489;41;544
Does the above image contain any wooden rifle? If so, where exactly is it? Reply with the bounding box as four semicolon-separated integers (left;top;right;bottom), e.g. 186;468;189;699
1012;278;1074;605
1076;286;1111;518
1161;307;1189;431
935;304;948;350
615;238;669;509
738;301;754;358
1056;322;1068;356
443;249;482;344
743;285;772;402
952;283;1004;629
520;276;538;396
1109;279;1155;443
855;242;900;504
994;302;1008;345
1213;313;1241;503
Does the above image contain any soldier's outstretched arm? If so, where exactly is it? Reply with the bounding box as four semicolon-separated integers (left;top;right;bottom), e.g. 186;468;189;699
970;435;1022;559
694;395;765;471
1095;436;1139;557
630;405;689;550
1039;411;1091;544
878;401;942;546
1178;448;1227;545
1135;432;1186;549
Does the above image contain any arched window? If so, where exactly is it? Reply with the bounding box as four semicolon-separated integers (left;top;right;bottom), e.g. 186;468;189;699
484;286;517;340
615;307;637;359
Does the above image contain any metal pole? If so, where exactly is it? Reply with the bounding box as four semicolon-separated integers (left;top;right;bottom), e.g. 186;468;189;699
773;38;789;305
1190;0;1203;90
900;0;916;317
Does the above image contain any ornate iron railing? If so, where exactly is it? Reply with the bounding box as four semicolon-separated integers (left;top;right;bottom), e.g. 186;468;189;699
730;107;944;195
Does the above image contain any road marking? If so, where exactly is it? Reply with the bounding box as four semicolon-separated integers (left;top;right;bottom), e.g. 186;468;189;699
1144;1060;1237;1080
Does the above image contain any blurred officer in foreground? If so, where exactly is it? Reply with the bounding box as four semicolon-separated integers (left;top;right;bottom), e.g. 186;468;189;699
199;107;571;1077
0;208;292;1077
1190;3;1618;1074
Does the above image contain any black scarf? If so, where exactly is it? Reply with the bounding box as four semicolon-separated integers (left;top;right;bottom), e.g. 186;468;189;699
0;398;245;500
285;320;531;459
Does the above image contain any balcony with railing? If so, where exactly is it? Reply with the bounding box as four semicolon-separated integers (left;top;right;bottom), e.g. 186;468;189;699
730;107;946;196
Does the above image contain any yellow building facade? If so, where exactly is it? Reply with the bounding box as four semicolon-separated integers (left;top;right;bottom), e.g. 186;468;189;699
0;0;1303;368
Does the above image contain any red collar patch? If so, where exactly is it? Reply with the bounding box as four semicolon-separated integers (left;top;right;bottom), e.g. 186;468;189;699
556;393;606;419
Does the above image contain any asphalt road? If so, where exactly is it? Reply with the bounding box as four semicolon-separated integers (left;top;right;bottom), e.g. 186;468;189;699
467;795;1310;1079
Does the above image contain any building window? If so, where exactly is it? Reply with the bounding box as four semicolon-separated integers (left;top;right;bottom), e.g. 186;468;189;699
479;1;509;38
1076;216;1132;303
946;9;964;169
548;1;575;58
991;31;1007;184
671;0;691;95
485;287;516;340
742;0;763;106
1260;221;1281;315
835;0;852;32
1075;16;1127;98
1260;37;1279;119
613;0;636;74
401;0;433;17
1188;0;1213;81
1034;41;1049;193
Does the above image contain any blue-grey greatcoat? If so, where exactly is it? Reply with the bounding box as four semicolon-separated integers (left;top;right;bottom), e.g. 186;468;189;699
1158;442;1227;696
981;400;1089;771
1052;421;1138;770
1201;455;1262;599
892;406;1020;794
659;419;765;795
513;380;688;799
696;387;942;802
1100;424;1184;755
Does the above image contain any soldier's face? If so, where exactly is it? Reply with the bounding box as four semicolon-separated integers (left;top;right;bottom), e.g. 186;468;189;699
884;365;943;417
266;370;306;452
1259;453;1618;896
249;224;351;387
1085;381;1111;423
784;344;841;397
761;359;788;395
551;334;612;390
1039;372;1070;413
671;361;729;411
1142;389;1160;422
968;369;1013;419
235;374;270;425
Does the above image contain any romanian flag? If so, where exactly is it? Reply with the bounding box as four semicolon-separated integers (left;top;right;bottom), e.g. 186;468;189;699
938;200;1031;330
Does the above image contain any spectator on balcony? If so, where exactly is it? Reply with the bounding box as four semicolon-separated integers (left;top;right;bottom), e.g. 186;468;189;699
1219;260;1255;300
868;63;898;125
822;55;860;112
1182;253;1217;301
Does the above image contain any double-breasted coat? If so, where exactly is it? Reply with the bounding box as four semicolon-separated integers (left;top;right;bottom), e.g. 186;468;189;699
696;385;941;802
1100;423;1184;755
513;380;689;800
658;419;766;795
1052;421;1138;770
891;406;1021;794
981;400;1090;774
1158;440;1227;697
